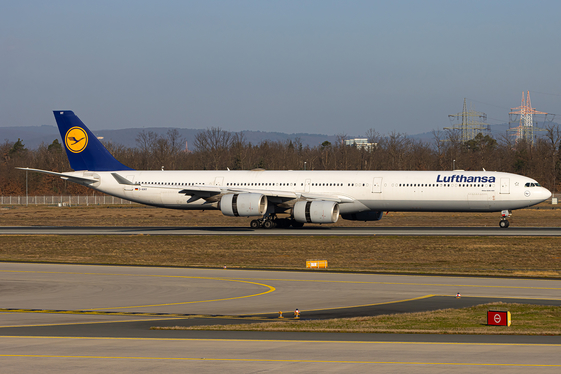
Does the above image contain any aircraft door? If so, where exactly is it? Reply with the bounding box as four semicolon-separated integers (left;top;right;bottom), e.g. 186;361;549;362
123;175;135;200
500;178;510;194
214;177;224;186
372;177;382;193
305;179;311;193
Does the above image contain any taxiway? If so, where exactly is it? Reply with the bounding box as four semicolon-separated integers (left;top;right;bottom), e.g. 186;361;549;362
1;263;561;373
2;225;561;236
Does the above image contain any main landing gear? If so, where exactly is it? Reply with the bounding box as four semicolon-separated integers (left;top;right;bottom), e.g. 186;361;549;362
250;214;304;229
499;210;511;229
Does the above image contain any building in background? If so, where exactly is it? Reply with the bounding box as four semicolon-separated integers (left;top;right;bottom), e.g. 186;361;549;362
344;138;376;151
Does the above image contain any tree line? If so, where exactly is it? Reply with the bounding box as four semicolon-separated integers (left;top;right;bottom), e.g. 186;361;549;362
2;125;560;196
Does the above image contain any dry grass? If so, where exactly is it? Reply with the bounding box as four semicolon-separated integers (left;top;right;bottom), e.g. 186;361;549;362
156;303;561;335
1;203;560;227
1;204;561;277
0;235;560;277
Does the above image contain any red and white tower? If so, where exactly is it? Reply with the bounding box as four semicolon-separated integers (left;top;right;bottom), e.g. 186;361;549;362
509;91;548;143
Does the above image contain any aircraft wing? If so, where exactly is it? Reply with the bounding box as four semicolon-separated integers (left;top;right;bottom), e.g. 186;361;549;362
177;186;354;205
158;184;355;204
223;188;297;199
300;193;355;203
176;186;298;203
177;186;222;203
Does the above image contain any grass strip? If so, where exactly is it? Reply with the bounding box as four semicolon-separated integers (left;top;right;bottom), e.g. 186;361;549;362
2;204;560;227
153;302;561;335
1;235;560;277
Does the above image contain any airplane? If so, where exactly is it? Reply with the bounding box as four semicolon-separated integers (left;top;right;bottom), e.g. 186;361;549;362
18;111;552;229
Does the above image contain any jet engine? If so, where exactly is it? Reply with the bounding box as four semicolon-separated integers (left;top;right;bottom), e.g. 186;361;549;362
220;193;268;217
293;200;339;224
341;211;383;221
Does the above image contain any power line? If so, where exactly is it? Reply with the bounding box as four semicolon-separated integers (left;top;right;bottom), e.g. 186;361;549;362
466;98;512;111
529;90;561;97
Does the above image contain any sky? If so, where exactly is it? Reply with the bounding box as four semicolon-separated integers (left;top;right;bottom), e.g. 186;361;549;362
2;0;561;137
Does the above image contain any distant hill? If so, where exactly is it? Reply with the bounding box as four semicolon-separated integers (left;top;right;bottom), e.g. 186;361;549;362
0;125;64;149
0;122;555;150
0;126;341;150
409;123;513;143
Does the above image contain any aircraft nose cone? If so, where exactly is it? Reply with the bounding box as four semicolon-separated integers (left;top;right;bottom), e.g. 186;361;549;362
540;187;552;201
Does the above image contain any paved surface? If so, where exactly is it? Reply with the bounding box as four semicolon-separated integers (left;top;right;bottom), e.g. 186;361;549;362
2;225;561;236
2;336;560;373
1;263;561;373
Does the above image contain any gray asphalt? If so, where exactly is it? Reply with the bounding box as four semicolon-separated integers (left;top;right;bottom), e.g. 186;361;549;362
2;225;561;236
2;263;561;373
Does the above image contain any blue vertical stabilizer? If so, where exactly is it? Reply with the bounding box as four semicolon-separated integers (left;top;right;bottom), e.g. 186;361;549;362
53;111;133;171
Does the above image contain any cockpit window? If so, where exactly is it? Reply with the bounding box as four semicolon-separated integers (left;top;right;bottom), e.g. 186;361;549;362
524;182;541;187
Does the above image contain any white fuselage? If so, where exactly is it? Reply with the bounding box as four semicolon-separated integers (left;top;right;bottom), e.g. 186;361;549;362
69;169;551;213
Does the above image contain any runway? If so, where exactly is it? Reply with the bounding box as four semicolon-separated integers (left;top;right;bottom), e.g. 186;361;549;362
2;225;561;236
1;262;561;373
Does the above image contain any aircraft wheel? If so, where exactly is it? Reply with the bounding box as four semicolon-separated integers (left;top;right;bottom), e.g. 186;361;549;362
263;220;274;229
250;220;261;229
499;220;509;228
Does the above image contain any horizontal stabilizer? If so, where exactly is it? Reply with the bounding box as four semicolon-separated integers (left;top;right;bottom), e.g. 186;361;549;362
16;167;99;184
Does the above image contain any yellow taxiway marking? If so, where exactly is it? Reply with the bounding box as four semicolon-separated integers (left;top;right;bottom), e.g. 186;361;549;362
1;354;560;368
0;315;268;329
3;269;560;292
0;354;560;367
2;335;561;346
220;276;561;291
0;294;436;319
0;269;275;310
89;277;274;310
0;317;189;329
247;294;436;316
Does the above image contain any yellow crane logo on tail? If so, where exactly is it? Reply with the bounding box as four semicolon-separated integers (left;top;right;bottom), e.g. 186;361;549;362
64;127;88;153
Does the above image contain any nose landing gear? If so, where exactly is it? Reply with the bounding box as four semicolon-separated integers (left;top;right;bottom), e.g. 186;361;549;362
499;210;511;228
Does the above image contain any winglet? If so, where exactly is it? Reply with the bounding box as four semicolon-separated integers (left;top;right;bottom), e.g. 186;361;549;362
53;111;133;171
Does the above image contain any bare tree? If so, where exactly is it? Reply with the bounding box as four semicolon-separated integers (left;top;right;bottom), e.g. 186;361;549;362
193;127;233;170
